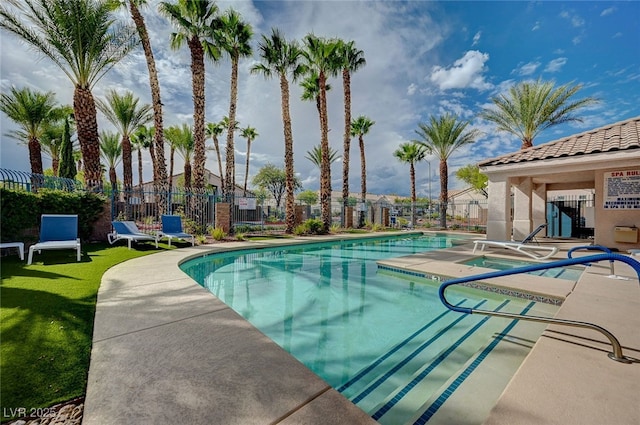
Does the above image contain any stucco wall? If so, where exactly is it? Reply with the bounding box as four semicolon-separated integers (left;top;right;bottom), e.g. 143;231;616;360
594;167;640;251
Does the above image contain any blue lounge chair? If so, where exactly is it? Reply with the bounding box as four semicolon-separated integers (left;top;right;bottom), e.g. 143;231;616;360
473;223;558;260
108;221;159;249
27;214;82;265
159;215;194;246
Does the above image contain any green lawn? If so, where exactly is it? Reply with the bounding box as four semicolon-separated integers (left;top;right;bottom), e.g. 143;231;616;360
0;242;170;418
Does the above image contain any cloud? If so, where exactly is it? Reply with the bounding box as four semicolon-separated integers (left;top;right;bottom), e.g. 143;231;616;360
406;83;418;96
472;31;481;46
600;7;616;17
514;61;541;76
559;10;585;27
544;57;567;73
429;50;493;91
531;21;541;31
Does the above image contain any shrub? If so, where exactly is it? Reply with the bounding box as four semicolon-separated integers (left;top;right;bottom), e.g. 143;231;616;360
210;226;226;241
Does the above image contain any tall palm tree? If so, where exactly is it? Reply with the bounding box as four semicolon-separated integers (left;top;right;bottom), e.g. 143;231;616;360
131;125;154;189
164;125;182;194
305;144;340;169
121;0;168;196
97;90;152;194
394;142;427;227
480;78;599;150
350;115;375;228
171;124;194;190
303;34;341;232
0;0;137;190
0;86;60;175
251;28;306;234
205;121;225;188
300;72;331;125
414;114;480;228
337;39;366;226
159;0;220;192
213;9;252;199
240;126;258;195
99;130;122;194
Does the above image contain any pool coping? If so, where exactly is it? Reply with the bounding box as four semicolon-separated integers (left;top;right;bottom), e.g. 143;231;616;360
83;232;640;424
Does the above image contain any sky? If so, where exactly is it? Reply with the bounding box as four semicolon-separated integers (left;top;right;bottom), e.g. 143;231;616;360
1;0;639;198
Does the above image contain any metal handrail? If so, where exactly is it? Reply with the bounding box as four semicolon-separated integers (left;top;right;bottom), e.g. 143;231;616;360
567;245;614;275
439;253;640;363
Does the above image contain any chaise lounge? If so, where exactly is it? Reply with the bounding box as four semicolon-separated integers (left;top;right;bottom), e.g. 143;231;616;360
27;214;82;265
158;215;195;247
473;223;558;260
108;221;159;249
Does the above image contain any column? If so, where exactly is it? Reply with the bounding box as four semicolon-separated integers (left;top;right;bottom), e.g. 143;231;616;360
486;177;512;241
512;177;533;241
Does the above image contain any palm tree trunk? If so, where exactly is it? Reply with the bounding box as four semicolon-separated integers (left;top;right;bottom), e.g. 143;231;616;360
189;37;206;192
440;159;448;228
281;73;296;234
213;136;224;190
224;54;240;199
410;162;416;227
28;136;44;176
359;134;366;228
138;148;143;190
342;69;352;227
73;85;102;190
109;166;117;195
168;146;175;195
52;157;59;177
122;134;133;192
243;139;252;195
319;71;331;233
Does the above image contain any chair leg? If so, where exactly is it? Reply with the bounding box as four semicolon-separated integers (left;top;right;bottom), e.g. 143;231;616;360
27;247;35;265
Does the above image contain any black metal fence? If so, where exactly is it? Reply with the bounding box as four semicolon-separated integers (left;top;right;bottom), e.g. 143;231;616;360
0;168;82;192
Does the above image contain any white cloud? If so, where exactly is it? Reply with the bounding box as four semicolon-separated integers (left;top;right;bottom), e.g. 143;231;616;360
601;7;616;17
429;50;493;91
514;61;541;76
407;83;418;96
544;57;567;73
532;21;541;31
560;10;585;27
472;31;482;46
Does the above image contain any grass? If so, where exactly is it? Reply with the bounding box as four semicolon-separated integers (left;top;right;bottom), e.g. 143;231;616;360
0;241;171;419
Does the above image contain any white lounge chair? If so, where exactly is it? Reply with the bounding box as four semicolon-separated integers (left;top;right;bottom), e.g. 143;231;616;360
158;215;194;246
473;223;558;260
108;221;159;249
27;214;82;265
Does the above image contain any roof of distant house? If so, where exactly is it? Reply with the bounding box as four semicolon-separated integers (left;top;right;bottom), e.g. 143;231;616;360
479;116;640;167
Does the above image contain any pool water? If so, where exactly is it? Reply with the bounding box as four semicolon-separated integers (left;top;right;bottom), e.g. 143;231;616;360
463;256;584;280
181;234;554;424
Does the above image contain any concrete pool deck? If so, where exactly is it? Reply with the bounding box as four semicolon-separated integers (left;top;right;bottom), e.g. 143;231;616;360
83;233;640;424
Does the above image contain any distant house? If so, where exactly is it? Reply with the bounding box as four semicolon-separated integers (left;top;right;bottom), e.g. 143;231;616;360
448;187;487;221
479;116;640;250
141;169;247;197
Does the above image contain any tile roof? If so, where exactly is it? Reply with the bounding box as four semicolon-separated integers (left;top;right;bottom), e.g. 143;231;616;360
478;116;640;167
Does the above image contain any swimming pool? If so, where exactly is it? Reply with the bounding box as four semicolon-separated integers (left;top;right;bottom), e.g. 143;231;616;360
181;234;556;424
463;256;585;280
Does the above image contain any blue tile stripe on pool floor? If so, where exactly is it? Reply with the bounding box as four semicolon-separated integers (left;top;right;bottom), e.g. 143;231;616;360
371;299;511;421
412;301;536;425
353;299;508;406
337;298;470;393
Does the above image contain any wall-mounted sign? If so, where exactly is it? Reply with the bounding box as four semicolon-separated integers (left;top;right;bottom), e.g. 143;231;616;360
603;169;640;209
238;197;257;210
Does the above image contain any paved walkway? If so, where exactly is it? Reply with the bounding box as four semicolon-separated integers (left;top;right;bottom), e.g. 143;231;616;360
83;234;640;424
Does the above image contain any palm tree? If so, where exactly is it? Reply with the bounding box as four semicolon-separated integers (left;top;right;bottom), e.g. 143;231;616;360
394;142;427;227
40;109;73;176
0;87;60;175
97;90;152;195
171;124;194;190
240;126;258;195
305;144;340;169
159;0;220;192
337;40;366;226
251;28;306;234
131;125;154;189
121;0;168;196
99;131;122;194
164;125;181;194
213;9;252;199
414;114;480;228
350;115;375;227
0;0;137;190
480;78;599;150
303;34;341;232
205;121;225;188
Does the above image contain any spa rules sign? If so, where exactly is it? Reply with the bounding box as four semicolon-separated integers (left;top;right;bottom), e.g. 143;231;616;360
603;169;640;209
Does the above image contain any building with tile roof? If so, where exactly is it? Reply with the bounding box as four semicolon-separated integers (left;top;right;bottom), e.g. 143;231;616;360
479;116;640;250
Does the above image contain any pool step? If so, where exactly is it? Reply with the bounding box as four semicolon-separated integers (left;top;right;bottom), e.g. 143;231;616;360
345;300;547;425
